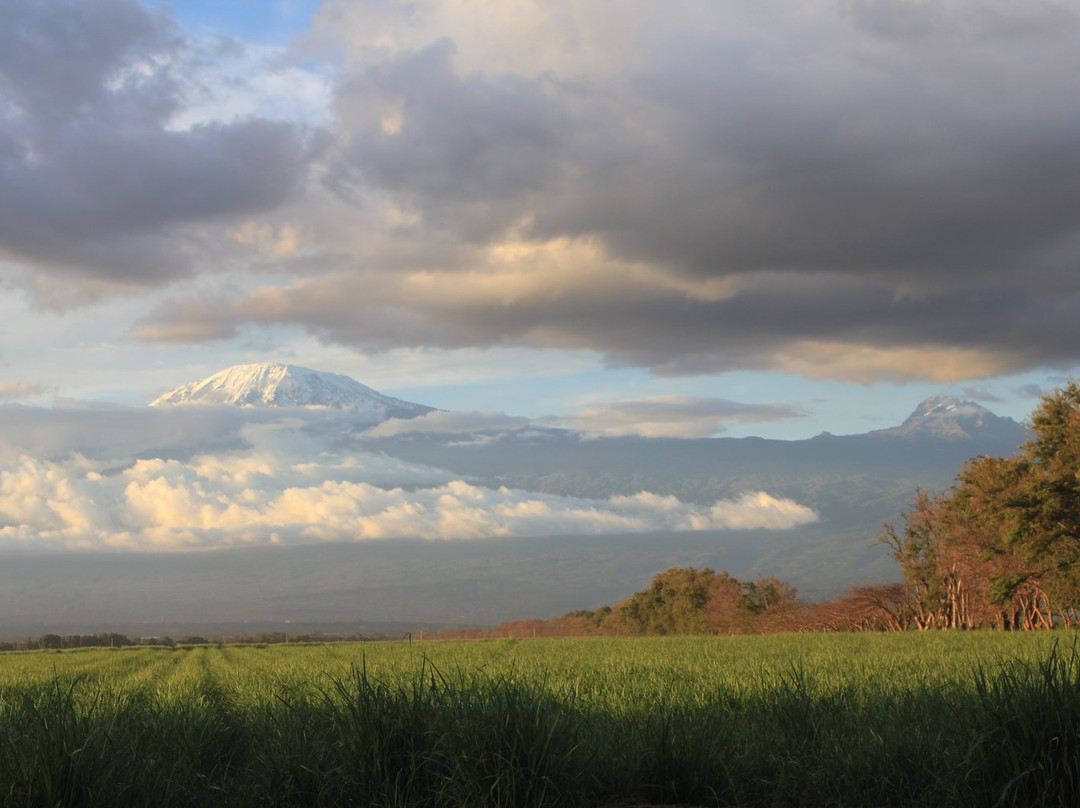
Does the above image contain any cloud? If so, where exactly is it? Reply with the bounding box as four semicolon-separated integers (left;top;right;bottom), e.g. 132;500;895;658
0;0;316;296
544;396;805;438
130;0;1080;382
326;37;566;241
0;403;256;463
133;261;1080;381
608;491;821;532
0;406;817;551
16;0;1080;382
961;388;1003;404
129;300;241;342
362;410;532;438
1015;384;1047;399
0;383;49;401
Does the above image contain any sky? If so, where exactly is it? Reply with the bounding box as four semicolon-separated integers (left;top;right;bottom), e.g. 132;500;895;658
3;0;1080;444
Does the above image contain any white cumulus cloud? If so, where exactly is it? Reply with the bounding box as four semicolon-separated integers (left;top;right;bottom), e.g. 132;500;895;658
0;408;818;551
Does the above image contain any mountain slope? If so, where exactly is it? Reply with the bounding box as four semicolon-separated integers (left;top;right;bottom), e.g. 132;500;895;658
150;362;434;420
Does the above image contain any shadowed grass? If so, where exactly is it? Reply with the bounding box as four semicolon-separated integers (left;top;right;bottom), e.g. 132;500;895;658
1;636;1079;807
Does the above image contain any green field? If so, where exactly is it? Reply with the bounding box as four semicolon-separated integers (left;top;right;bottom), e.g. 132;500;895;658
1;633;1078;807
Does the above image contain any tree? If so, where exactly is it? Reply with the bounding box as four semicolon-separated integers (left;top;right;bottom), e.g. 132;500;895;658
950;454;1048;629
1021;380;1080;619
882;490;950;629
738;576;798;615
886;381;1080;629
622;567;715;634
806;584;915;632
620;567;802;635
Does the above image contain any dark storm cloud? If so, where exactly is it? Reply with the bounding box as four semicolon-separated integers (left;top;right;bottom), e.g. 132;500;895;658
30;0;1078;380
134;268;1080;379
328;38;566;241
533;1;1080;288
0;0;178;124
273;0;1080;380
320;1;1080;287
0;0;312;288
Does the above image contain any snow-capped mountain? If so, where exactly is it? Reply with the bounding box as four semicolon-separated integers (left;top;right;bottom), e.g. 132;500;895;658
150;363;435;420
872;395;1028;442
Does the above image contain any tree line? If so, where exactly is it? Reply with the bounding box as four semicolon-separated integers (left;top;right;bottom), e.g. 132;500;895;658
0;631;406;652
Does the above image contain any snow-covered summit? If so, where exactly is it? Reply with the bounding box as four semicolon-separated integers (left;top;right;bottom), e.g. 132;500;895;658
876;395;1025;441
150;363;435;420
906;395;988;421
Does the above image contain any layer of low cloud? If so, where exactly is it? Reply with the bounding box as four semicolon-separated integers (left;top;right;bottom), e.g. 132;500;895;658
0;383;49;401
0;406;817;551
11;0;1080;380
961;388;1003;404
362;410;532;438
544;396;805;438
1015;384;1048;400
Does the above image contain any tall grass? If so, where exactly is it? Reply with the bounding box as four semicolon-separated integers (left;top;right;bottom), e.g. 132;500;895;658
0;634;1078;807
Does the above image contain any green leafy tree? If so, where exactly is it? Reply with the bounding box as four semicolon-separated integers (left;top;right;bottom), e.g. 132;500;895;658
1021;380;1080;621
620;567;800;634
623;567;715;634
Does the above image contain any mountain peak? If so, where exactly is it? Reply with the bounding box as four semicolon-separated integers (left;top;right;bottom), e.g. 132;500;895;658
905;395;989;422
150;362;434;419
872;394;1025;442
